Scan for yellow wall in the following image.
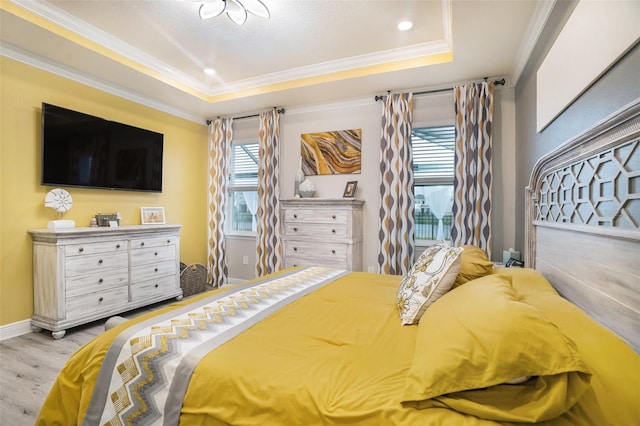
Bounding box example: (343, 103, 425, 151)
(0, 57, 209, 326)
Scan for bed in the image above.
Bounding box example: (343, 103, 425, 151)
(37, 99, 640, 426)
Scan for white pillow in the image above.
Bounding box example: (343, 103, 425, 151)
(397, 242, 463, 325)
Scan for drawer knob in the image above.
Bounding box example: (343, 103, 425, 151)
(167, 239, 171, 243)
(155, 268, 159, 272)
(98, 297, 104, 302)
(331, 250, 336, 254)
(98, 278, 104, 283)
(332, 229, 336, 233)
(116, 244, 120, 249)
(293, 227, 298, 232)
(78, 247, 84, 253)
(141, 242, 145, 246)
(293, 214, 297, 218)
(332, 215, 336, 219)
(155, 284, 159, 288)
(98, 259, 103, 264)
(155, 252, 158, 256)
(293, 247, 297, 251)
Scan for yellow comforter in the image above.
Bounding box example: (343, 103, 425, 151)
(37, 268, 639, 425)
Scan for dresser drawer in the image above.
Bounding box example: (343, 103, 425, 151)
(66, 286, 130, 319)
(130, 236, 178, 250)
(130, 245, 176, 266)
(130, 275, 178, 300)
(66, 268, 129, 297)
(131, 261, 176, 283)
(66, 251, 129, 277)
(285, 242, 347, 259)
(284, 209, 348, 224)
(284, 223, 348, 239)
(65, 240, 127, 257)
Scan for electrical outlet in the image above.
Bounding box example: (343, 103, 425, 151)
(367, 266, 375, 273)
(242, 255, 249, 265)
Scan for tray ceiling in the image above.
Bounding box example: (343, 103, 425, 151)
(1, 0, 550, 122)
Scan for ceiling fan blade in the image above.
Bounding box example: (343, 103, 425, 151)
(237, 0, 270, 18)
(199, 0, 226, 20)
(226, 0, 247, 25)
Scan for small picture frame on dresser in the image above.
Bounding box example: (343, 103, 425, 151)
(343, 181, 358, 198)
(141, 207, 166, 225)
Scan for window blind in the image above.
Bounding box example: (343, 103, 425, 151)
(229, 143, 259, 189)
(412, 126, 455, 183)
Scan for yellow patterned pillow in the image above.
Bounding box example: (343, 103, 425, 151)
(453, 244, 494, 288)
(397, 242, 463, 325)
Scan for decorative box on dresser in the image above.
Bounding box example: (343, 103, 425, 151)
(29, 224, 183, 339)
(281, 199, 364, 271)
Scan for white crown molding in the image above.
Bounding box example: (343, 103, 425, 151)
(3, 41, 381, 122)
(509, 0, 556, 86)
(9, 0, 211, 94)
(211, 0, 453, 95)
(1, 43, 205, 124)
(210, 39, 452, 96)
(441, 0, 454, 50)
(2, 42, 385, 123)
(9, 0, 453, 99)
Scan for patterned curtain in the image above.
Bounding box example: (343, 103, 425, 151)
(207, 118, 233, 287)
(256, 109, 283, 276)
(377, 93, 415, 275)
(451, 82, 494, 257)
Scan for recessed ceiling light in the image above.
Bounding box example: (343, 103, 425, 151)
(398, 20, 413, 31)
(204, 68, 216, 76)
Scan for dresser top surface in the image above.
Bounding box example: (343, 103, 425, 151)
(29, 224, 182, 240)
(281, 198, 364, 208)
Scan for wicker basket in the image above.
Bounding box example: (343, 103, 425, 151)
(180, 263, 211, 297)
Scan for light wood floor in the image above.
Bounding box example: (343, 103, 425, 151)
(0, 301, 174, 425)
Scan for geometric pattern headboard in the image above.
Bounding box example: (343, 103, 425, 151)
(525, 98, 640, 353)
(536, 138, 639, 229)
(526, 98, 640, 267)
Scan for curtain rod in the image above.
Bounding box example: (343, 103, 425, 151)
(374, 78, 506, 102)
(206, 107, 285, 125)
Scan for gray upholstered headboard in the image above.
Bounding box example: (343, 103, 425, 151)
(525, 98, 640, 353)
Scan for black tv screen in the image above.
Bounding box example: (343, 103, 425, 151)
(41, 103, 163, 192)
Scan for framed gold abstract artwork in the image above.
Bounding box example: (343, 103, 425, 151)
(301, 129, 361, 175)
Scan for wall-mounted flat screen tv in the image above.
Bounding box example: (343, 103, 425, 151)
(41, 103, 164, 192)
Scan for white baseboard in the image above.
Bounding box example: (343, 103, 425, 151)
(0, 319, 33, 341)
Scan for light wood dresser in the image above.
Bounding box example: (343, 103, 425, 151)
(29, 225, 182, 339)
(281, 199, 364, 271)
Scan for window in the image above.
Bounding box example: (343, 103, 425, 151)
(412, 126, 455, 242)
(228, 142, 259, 234)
